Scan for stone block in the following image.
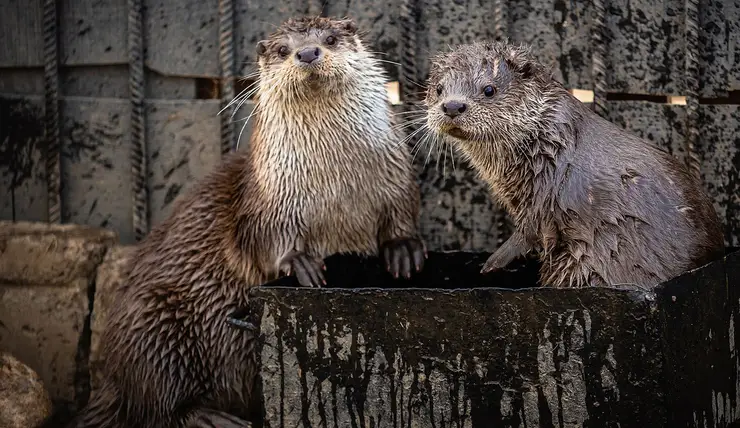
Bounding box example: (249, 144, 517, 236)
(89, 245, 135, 395)
(0, 352, 52, 428)
(0, 221, 116, 410)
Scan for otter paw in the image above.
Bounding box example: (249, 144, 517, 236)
(278, 250, 326, 288)
(381, 237, 427, 279)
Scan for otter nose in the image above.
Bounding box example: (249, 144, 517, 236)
(442, 101, 467, 118)
(296, 47, 321, 64)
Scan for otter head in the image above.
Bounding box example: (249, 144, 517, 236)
(425, 41, 554, 156)
(255, 17, 361, 94)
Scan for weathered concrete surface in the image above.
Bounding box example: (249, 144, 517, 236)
(88, 244, 135, 396)
(0, 352, 53, 428)
(0, 221, 116, 411)
(242, 252, 674, 428)
(659, 249, 740, 427)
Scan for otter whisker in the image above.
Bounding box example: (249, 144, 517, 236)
(389, 118, 426, 133)
(220, 81, 261, 116)
(409, 126, 433, 162)
(373, 59, 402, 67)
(391, 109, 428, 116)
(448, 138, 457, 175)
(396, 123, 428, 149)
(364, 51, 394, 57)
(423, 130, 439, 168)
(232, 87, 261, 116)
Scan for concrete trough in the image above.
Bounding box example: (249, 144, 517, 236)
(230, 248, 740, 428)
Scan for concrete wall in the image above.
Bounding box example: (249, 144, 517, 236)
(0, 220, 131, 420)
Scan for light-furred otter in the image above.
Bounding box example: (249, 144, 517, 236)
(423, 41, 724, 288)
(70, 16, 425, 428)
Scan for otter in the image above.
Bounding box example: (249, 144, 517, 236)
(423, 41, 724, 288)
(70, 16, 425, 428)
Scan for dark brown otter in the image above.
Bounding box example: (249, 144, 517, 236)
(70, 16, 425, 428)
(423, 41, 724, 288)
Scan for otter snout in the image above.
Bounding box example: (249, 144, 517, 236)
(296, 46, 322, 65)
(442, 100, 467, 118)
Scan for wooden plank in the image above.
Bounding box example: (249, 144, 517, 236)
(416, 150, 511, 252)
(699, 0, 730, 97)
(507, 0, 594, 91)
(0, 96, 47, 223)
(146, 74, 197, 99)
(60, 66, 129, 98)
(0, 0, 44, 67)
(607, 101, 687, 158)
(325, 0, 401, 82)
(145, 100, 222, 229)
(698, 105, 740, 247)
(59, 0, 128, 66)
(60, 97, 134, 243)
(234, 0, 308, 77)
(145, 0, 219, 77)
(415, 0, 502, 90)
(0, 69, 45, 96)
(602, 0, 684, 95)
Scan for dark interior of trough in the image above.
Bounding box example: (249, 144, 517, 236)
(261, 251, 540, 290)
(260, 247, 738, 290)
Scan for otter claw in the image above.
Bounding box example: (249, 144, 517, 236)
(279, 251, 326, 287)
(481, 252, 508, 274)
(381, 237, 426, 279)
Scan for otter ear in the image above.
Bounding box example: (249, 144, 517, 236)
(256, 40, 268, 56)
(504, 57, 535, 79)
(340, 18, 357, 34)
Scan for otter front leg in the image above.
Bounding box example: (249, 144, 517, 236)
(380, 237, 426, 279)
(481, 231, 532, 274)
(184, 408, 251, 428)
(278, 250, 326, 287)
(377, 176, 427, 279)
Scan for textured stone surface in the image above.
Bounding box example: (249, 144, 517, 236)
(0, 221, 116, 409)
(0, 352, 53, 428)
(88, 245, 135, 396)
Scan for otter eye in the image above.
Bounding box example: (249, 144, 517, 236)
(483, 85, 496, 97)
(436, 85, 443, 96)
(326, 35, 336, 46)
(278, 46, 289, 57)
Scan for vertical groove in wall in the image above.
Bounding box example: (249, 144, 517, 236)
(490, 0, 509, 247)
(218, 0, 236, 154)
(308, 0, 326, 17)
(399, 0, 418, 109)
(492, 0, 507, 42)
(684, 0, 702, 180)
(398, 0, 421, 145)
(591, 0, 608, 119)
(128, 0, 148, 241)
(43, 0, 61, 224)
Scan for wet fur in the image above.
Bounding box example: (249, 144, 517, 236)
(70, 16, 421, 428)
(424, 41, 725, 288)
